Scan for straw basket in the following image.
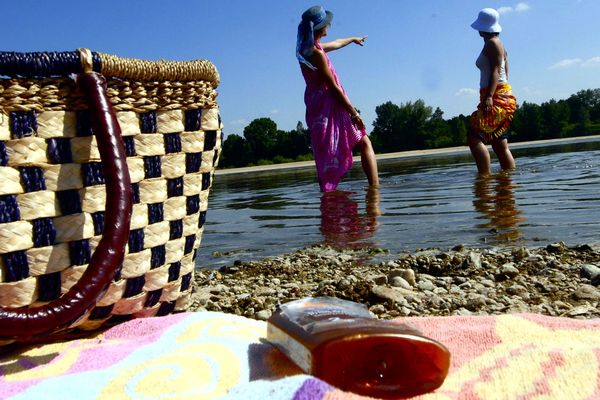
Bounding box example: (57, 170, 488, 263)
(0, 49, 222, 343)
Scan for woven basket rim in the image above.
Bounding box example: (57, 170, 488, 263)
(97, 52, 220, 86)
(0, 49, 220, 87)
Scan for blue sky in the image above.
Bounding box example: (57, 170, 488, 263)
(4, 1, 600, 135)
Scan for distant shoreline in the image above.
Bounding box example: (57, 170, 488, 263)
(215, 134, 600, 176)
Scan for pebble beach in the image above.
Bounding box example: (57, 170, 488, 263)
(190, 241, 600, 321)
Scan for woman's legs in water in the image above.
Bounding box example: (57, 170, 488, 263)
(355, 135, 379, 187)
(467, 134, 491, 175)
(491, 138, 516, 170)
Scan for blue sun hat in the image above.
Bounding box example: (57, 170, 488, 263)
(471, 8, 502, 33)
(296, 5, 334, 69)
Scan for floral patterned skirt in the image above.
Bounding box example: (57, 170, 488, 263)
(469, 82, 517, 144)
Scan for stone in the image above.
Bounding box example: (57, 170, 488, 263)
(368, 274, 388, 285)
(191, 243, 600, 321)
(454, 308, 473, 316)
(389, 269, 416, 286)
(371, 285, 414, 304)
(254, 287, 277, 296)
(546, 242, 566, 253)
(580, 264, 600, 280)
(417, 280, 436, 292)
(512, 247, 530, 261)
(501, 263, 520, 279)
(505, 284, 527, 296)
(369, 304, 386, 314)
(390, 276, 413, 290)
(572, 284, 600, 301)
(480, 279, 496, 288)
(465, 294, 488, 311)
(466, 252, 482, 269)
(566, 304, 597, 317)
(255, 310, 272, 321)
(337, 279, 352, 291)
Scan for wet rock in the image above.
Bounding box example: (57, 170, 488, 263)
(546, 242, 566, 253)
(452, 244, 465, 252)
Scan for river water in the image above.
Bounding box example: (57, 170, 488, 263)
(196, 139, 600, 269)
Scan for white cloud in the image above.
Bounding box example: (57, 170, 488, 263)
(455, 88, 478, 97)
(270, 109, 280, 115)
(515, 2, 531, 12)
(548, 58, 583, 70)
(497, 2, 531, 14)
(582, 56, 600, 68)
(548, 56, 600, 70)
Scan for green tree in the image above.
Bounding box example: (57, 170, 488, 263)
(399, 99, 433, 150)
(512, 101, 543, 141)
(571, 105, 591, 136)
(220, 134, 251, 168)
(371, 101, 402, 152)
(540, 99, 570, 138)
(567, 89, 600, 121)
(447, 115, 468, 146)
(424, 107, 453, 148)
(371, 100, 433, 152)
(243, 118, 279, 162)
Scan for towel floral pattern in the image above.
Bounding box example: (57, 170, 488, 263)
(1, 313, 599, 399)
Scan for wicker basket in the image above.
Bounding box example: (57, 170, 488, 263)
(0, 49, 222, 343)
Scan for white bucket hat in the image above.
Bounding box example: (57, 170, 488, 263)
(471, 8, 502, 33)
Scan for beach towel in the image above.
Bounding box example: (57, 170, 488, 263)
(1, 311, 599, 399)
(469, 82, 517, 144)
(301, 41, 365, 192)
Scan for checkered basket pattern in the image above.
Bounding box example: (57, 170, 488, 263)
(0, 49, 222, 342)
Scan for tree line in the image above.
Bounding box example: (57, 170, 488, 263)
(219, 88, 600, 168)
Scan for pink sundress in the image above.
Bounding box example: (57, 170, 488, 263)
(301, 41, 366, 192)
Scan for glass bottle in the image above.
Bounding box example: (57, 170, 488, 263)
(267, 297, 450, 399)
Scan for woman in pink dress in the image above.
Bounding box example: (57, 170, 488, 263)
(297, 5, 379, 192)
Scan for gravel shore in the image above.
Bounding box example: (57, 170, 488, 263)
(191, 242, 600, 321)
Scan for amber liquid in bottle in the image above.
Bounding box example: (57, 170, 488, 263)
(267, 297, 450, 399)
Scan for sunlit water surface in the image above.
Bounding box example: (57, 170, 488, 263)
(196, 140, 600, 269)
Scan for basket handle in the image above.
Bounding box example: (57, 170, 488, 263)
(0, 49, 132, 341)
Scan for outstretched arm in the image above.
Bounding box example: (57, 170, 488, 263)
(321, 36, 368, 52)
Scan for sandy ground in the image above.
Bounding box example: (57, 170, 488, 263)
(215, 135, 600, 176)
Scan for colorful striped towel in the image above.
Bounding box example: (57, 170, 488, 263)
(1, 312, 599, 399)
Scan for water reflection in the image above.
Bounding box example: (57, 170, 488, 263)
(473, 172, 525, 244)
(320, 188, 381, 248)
